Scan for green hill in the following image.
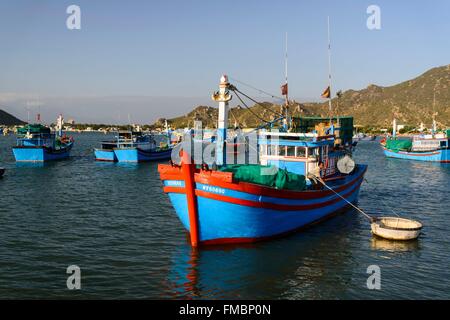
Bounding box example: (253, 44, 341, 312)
(0, 109, 26, 126)
(154, 65, 450, 129)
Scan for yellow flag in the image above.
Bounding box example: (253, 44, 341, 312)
(321, 86, 331, 99)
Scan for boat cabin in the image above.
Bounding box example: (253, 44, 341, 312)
(16, 124, 56, 149)
(258, 117, 354, 178)
(258, 132, 345, 178)
(411, 134, 449, 152)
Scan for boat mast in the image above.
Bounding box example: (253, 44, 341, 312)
(284, 32, 290, 129)
(56, 114, 64, 137)
(327, 16, 334, 134)
(392, 117, 397, 138)
(165, 119, 171, 145)
(212, 75, 232, 166)
(432, 91, 437, 137)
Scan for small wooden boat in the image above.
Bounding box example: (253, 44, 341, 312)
(371, 217, 422, 240)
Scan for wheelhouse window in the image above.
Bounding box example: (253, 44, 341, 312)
(297, 147, 306, 157)
(286, 146, 296, 157)
(278, 146, 286, 156)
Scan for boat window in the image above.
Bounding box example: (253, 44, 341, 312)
(278, 146, 286, 156)
(297, 147, 306, 157)
(286, 146, 296, 157)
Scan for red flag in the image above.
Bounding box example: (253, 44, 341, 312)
(281, 83, 288, 96)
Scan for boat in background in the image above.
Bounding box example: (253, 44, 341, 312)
(94, 131, 128, 162)
(382, 118, 450, 163)
(95, 130, 175, 163)
(158, 75, 367, 247)
(12, 115, 74, 162)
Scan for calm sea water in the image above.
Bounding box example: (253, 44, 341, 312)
(0, 133, 449, 299)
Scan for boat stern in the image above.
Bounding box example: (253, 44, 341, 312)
(94, 148, 117, 162)
(114, 148, 139, 162)
(12, 147, 45, 162)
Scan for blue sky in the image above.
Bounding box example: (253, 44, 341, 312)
(0, 0, 449, 123)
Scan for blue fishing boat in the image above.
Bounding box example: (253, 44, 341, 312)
(94, 131, 127, 162)
(12, 116, 74, 162)
(382, 119, 450, 163)
(95, 130, 174, 163)
(158, 75, 367, 247)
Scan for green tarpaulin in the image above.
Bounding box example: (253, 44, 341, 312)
(219, 164, 306, 191)
(385, 139, 412, 152)
(17, 124, 51, 135)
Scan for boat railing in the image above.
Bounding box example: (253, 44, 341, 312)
(16, 135, 55, 148)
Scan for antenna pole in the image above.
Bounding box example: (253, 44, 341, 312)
(285, 32, 289, 106)
(283, 32, 291, 130)
(432, 90, 437, 136)
(327, 17, 333, 132)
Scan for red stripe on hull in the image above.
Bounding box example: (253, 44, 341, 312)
(194, 179, 362, 211)
(163, 186, 185, 194)
(159, 164, 367, 200)
(383, 147, 441, 157)
(398, 152, 440, 157)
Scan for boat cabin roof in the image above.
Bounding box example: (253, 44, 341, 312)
(258, 131, 335, 148)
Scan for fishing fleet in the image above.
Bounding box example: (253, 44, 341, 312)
(0, 22, 445, 248)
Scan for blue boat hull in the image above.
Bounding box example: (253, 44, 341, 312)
(383, 147, 450, 163)
(94, 149, 117, 162)
(13, 147, 70, 162)
(114, 148, 172, 162)
(12, 144, 73, 162)
(13, 144, 72, 162)
(160, 164, 367, 245)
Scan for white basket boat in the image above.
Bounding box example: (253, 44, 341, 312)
(371, 217, 422, 241)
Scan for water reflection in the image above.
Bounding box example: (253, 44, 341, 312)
(371, 236, 420, 252)
(15, 162, 46, 168)
(164, 211, 362, 299)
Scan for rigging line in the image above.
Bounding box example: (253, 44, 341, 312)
(228, 76, 285, 102)
(232, 90, 271, 124)
(228, 107, 243, 128)
(233, 88, 285, 118)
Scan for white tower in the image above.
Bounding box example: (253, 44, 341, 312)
(212, 75, 232, 166)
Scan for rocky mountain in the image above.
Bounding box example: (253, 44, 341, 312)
(154, 65, 450, 129)
(319, 64, 450, 127)
(0, 109, 26, 126)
